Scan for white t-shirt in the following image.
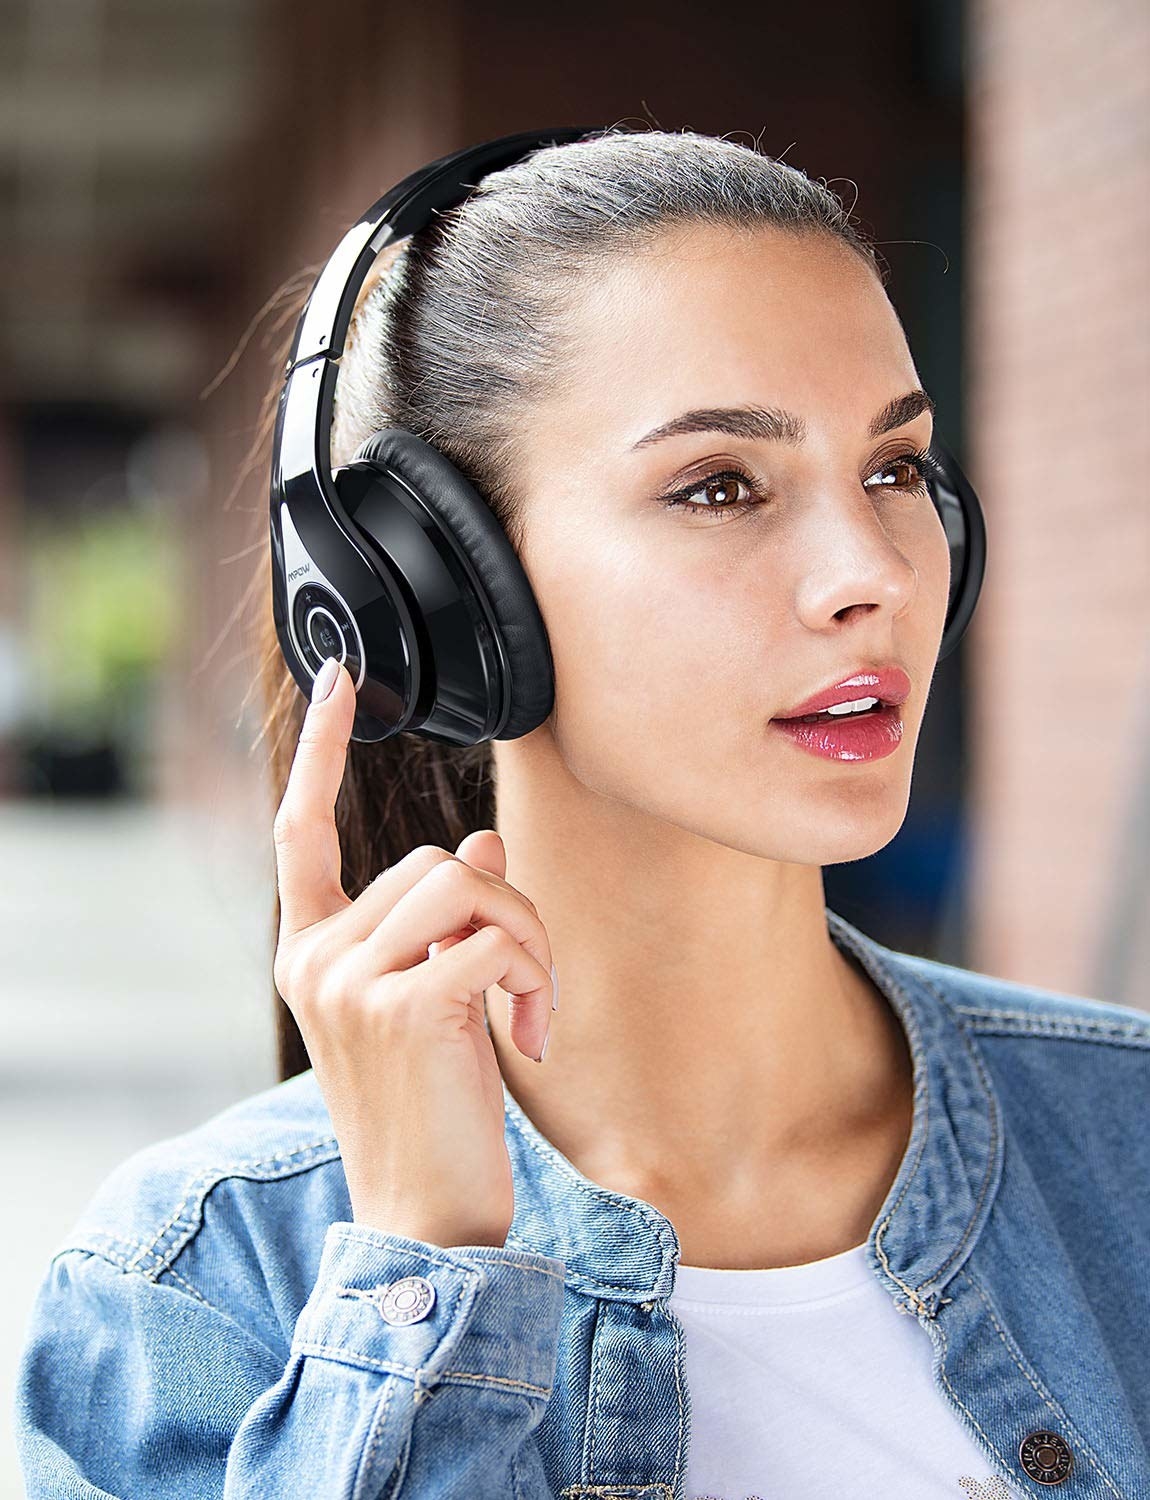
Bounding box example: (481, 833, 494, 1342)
(669, 1241, 1022, 1499)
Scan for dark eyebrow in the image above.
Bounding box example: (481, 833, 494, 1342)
(629, 388, 936, 451)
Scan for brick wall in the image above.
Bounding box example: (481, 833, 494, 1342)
(965, 0, 1150, 1005)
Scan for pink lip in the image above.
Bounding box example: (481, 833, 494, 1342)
(773, 665, 912, 720)
(769, 703, 904, 763)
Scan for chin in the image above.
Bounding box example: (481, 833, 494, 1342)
(764, 777, 914, 865)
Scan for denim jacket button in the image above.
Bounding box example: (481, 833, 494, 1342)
(378, 1275, 437, 1325)
(1018, 1429, 1074, 1484)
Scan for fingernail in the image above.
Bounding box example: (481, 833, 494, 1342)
(535, 1018, 551, 1063)
(311, 656, 340, 704)
(550, 962, 559, 1011)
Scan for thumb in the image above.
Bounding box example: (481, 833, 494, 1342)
(454, 828, 507, 881)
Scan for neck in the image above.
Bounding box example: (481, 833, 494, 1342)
(484, 734, 916, 1268)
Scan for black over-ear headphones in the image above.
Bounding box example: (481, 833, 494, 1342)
(269, 125, 987, 746)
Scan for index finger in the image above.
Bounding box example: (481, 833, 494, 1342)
(273, 655, 355, 938)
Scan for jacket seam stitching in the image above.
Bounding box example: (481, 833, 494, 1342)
(290, 1340, 551, 1395)
(61, 1228, 156, 1271)
(583, 1299, 605, 1477)
(914, 976, 1004, 1296)
(502, 1116, 678, 1288)
(931, 1312, 1019, 1480)
(122, 1136, 341, 1276)
(352, 1374, 397, 1500)
(505, 1229, 661, 1299)
(666, 1287, 688, 1481)
(949, 1006, 1150, 1043)
(456, 1240, 569, 1277)
(43, 1244, 283, 1362)
(436, 1369, 552, 1396)
(560, 1489, 675, 1498)
(333, 1229, 567, 1281)
(854, 928, 955, 1316)
(862, 942, 1000, 1318)
(162, 1263, 214, 1305)
(867, 965, 933, 1314)
(960, 1265, 1125, 1499)
(57, 1231, 214, 1305)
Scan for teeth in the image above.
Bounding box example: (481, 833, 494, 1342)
(825, 696, 880, 716)
(786, 695, 883, 724)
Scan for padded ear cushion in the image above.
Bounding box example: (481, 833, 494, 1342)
(927, 433, 986, 661)
(351, 427, 555, 738)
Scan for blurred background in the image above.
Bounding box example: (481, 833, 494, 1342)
(1, 0, 1146, 1490)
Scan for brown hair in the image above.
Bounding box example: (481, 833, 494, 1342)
(232, 125, 885, 1082)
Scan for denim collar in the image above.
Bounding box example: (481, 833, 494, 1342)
(494, 906, 1004, 1317)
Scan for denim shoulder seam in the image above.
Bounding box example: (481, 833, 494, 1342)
(950, 1005, 1150, 1047)
(53, 1237, 218, 1311)
(44, 1241, 284, 1363)
(68, 1134, 342, 1281)
(881, 943, 1150, 1039)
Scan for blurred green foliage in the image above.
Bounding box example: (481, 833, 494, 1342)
(24, 504, 183, 738)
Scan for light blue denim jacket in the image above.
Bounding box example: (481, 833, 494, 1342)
(14, 909, 1150, 1498)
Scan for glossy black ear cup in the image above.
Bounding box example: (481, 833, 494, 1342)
(349, 427, 555, 738)
(927, 434, 987, 662)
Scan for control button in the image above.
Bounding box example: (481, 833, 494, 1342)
(291, 584, 363, 685)
(1018, 1429, 1074, 1484)
(305, 605, 346, 663)
(379, 1275, 437, 1326)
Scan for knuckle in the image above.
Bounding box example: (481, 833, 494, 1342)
(287, 940, 330, 1008)
(314, 980, 356, 1026)
(477, 921, 516, 961)
(272, 943, 293, 997)
(309, 963, 363, 1028)
(296, 717, 325, 752)
(272, 803, 301, 848)
(404, 844, 452, 876)
(425, 855, 470, 893)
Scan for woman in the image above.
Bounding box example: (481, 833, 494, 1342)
(15, 126, 1150, 1499)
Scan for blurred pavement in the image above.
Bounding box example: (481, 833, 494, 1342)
(1, 799, 279, 1497)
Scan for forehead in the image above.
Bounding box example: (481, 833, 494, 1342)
(543, 223, 916, 453)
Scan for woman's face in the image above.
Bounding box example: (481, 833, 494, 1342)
(511, 223, 953, 866)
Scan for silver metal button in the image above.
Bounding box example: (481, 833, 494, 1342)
(379, 1275, 437, 1325)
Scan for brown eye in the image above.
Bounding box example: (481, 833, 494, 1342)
(877, 459, 918, 488)
(866, 449, 936, 497)
(697, 476, 748, 507)
(660, 467, 763, 518)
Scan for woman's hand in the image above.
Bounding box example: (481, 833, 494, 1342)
(271, 658, 556, 1250)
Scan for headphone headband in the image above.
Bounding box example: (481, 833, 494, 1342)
(280, 126, 597, 459)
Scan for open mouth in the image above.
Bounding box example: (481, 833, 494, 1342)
(777, 697, 890, 725)
(769, 694, 905, 762)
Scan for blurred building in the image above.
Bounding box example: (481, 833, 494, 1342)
(0, 0, 1145, 1000)
(965, 0, 1150, 1000)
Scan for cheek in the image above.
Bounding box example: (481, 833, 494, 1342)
(526, 495, 948, 825)
(913, 504, 955, 641)
(541, 529, 766, 780)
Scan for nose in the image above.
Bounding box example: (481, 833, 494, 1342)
(792, 490, 920, 636)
